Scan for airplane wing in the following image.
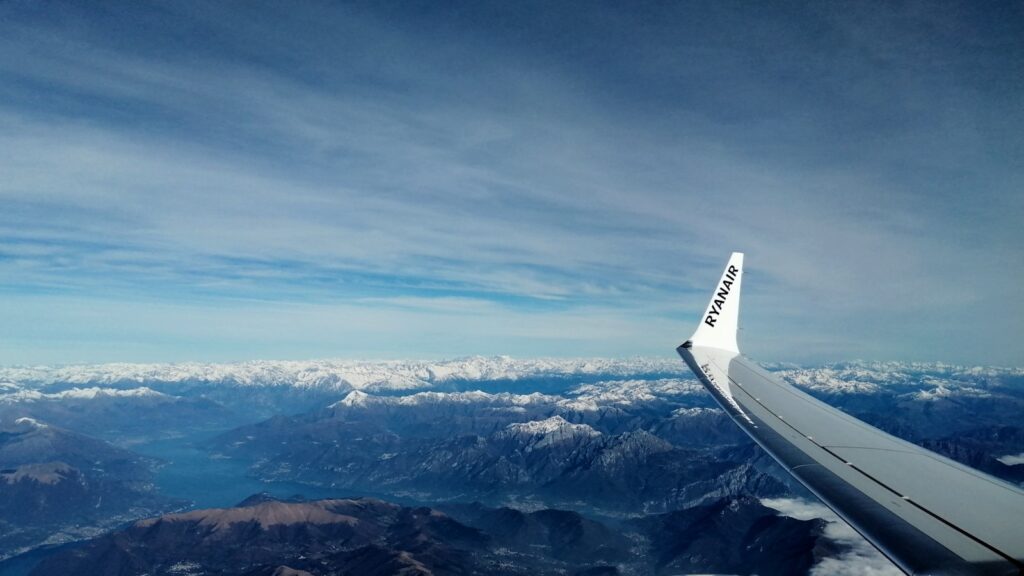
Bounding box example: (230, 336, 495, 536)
(676, 252, 1024, 576)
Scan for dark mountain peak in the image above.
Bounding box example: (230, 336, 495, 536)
(464, 505, 629, 564)
(32, 497, 483, 576)
(635, 496, 829, 576)
(135, 498, 403, 534)
(331, 545, 435, 576)
(0, 417, 141, 473)
(236, 493, 310, 507)
(270, 567, 314, 576)
(0, 423, 178, 559)
(572, 567, 620, 576)
(612, 428, 673, 450)
(593, 429, 674, 468)
(0, 461, 75, 486)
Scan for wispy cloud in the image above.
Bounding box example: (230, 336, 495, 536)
(762, 497, 901, 576)
(0, 2, 1021, 363)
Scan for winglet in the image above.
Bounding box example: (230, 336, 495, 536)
(687, 252, 744, 353)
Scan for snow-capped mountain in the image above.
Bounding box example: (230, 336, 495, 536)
(0, 356, 682, 393)
(214, 377, 790, 514)
(0, 418, 181, 558)
(500, 416, 602, 450)
(329, 377, 701, 415)
(505, 415, 601, 437)
(2, 357, 1019, 406)
(0, 386, 168, 403)
(0, 385, 234, 442)
(3, 356, 1021, 573)
(776, 361, 1024, 396)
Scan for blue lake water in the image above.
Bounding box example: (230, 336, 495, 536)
(131, 434, 355, 509)
(0, 432, 385, 575)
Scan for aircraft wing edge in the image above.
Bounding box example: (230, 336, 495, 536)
(676, 254, 1024, 576)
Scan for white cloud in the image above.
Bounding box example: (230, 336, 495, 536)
(762, 498, 901, 576)
(997, 453, 1024, 467)
(1, 3, 1021, 364)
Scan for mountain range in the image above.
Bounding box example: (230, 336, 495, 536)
(0, 417, 182, 559)
(1, 357, 1021, 575)
(33, 494, 834, 576)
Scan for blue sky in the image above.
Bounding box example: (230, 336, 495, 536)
(1, 1, 1022, 365)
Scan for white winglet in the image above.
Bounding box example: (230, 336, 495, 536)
(688, 252, 743, 353)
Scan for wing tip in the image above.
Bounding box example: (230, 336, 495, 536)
(688, 252, 744, 353)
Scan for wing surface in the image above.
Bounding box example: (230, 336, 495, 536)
(677, 253, 1024, 576)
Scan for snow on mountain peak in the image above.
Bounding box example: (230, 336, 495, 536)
(910, 385, 991, 401)
(59, 387, 167, 400)
(13, 416, 47, 429)
(330, 389, 560, 410)
(505, 416, 600, 437)
(1, 386, 170, 404)
(0, 358, 1018, 408)
(0, 356, 682, 393)
(778, 369, 882, 394)
(671, 406, 721, 418)
(564, 378, 703, 411)
(335, 390, 373, 407)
